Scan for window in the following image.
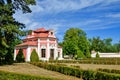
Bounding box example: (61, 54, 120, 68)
(41, 49, 46, 57)
(58, 52, 60, 58)
(51, 32, 53, 35)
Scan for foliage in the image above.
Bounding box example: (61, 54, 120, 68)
(114, 41, 120, 52)
(89, 37, 105, 52)
(96, 71, 120, 80)
(89, 37, 120, 53)
(0, 70, 58, 80)
(49, 58, 120, 65)
(16, 49, 25, 62)
(31, 62, 120, 80)
(0, 0, 36, 64)
(98, 68, 120, 74)
(63, 28, 91, 58)
(30, 49, 39, 62)
(96, 52, 100, 58)
(5, 51, 13, 65)
(76, 49, 85, 59)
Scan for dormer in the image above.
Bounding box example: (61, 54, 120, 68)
(48, 29, 55, 38)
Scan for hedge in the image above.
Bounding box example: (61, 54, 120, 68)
(49, 58, 120, 65)
(0, 70, 59, 80)
(98, 68, 120, 74)
(31, 62, 120, 80)
(96, 71, 120, 80)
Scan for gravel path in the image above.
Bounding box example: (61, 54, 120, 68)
(62, 63, 120, 70)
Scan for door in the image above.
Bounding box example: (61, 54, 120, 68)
(50, 49, 54, 60)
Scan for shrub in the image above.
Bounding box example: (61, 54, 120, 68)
(98, 68, 120, 74)
(96, 71, 120, 80)
(31, 62, 120, 80)
(96, 52, 100, 58)
(0, 70, 58, 80)
(82, 70, 96, 80)
(16, 49, 25, 62)
(30, 49, 39, 62)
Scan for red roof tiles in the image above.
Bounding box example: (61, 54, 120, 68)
(16, 41, 37, 47)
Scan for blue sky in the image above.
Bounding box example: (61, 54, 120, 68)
(14, 0, 120, 43)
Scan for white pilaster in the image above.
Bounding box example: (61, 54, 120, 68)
(26, 47, 30, 62)
(54, 40, 58, 60)
(38, 38, 41, 59)
(47, 38, 50, 60)
(60, 48, 63, 59)
(14, 48, 16, 61)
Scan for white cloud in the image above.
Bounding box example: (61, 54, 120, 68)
(107, 13, 120, 18)
(33, 0, 104, 14)
(13, 0, 120, 41)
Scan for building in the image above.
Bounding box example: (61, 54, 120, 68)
(14, 28, 63, 62)
(91, 51, 120, 58)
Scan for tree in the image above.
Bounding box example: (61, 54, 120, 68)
(63, 28, 91, 58)
(114, 41, 120, 52)
(30, 49, 39, 62)
(89, 37, 105, 52)
(16, 49, 25, 62)
(0, 0, 36, 64)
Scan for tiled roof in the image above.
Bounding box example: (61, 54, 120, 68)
(34, 28, 48, 32)
(16, 42, 37, 47)
(34, 33, 48, 37)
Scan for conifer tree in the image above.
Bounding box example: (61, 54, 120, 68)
(30, 49, 39, 62)
(0, 0, 36, 64)
(16, 49, 25, 62)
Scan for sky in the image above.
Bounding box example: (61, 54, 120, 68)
(13, 0, 120, 44)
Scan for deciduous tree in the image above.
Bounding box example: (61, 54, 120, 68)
(63, 28, 91, 58)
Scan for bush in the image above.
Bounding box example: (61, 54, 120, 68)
(96, 52, 100, 58)
(30, 49, 39, 62)
(16, 49, 25, 62)
(0, 70, 58, 80)
(82, 70, 96, 80)
(31, 62, 120, 80)
(49, 58, 120, 65)
(98, 68, 120, 74)
(96, 71, 120, 80)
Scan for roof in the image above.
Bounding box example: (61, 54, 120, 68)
(16, 42, 37, 47)
(34, 28, 48, 32)
(34, 33, 48, 37)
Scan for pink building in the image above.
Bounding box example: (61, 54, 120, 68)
(14, 28, 63, 62)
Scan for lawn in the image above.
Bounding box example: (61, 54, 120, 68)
(0, 63, 80, 80)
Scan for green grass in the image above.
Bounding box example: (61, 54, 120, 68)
(0, 70, 59, 80)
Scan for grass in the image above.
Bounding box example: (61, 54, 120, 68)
(0, 63, 80, 80)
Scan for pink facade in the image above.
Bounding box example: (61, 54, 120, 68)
(14, 28, 63, 62)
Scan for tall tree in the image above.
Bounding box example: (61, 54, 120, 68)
(89, 37, 104, 52)
(63, 28, 91, 58)
(0, 0, 36, 64)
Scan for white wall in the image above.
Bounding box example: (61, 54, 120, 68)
(91, 52, 120, 58)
